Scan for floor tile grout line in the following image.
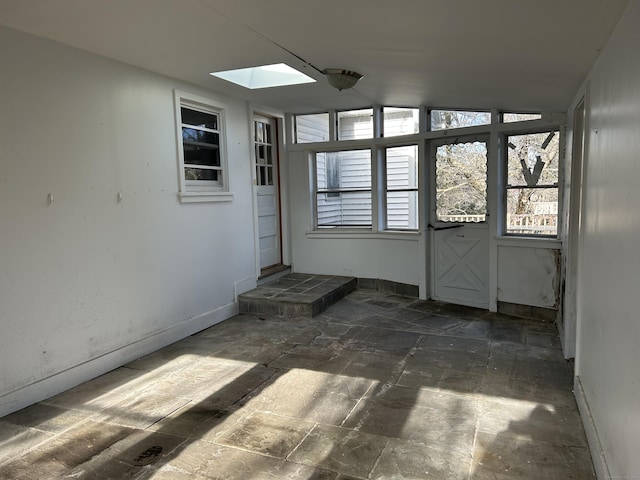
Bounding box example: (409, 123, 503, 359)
(284, 422, 318, 462)
(367, 437, 391, 480)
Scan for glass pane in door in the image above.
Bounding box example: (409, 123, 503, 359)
(435, 141, 487, 223)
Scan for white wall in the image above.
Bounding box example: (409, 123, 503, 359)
(497, 243, 560, 309)
(287, 150, 423, 287)
(574, 2, 640, 478)
(0, 27, 257, 416)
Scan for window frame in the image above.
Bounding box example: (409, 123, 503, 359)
(384, 143, 419, 231)
(502, 128, 561, 238)
(314, 148, 373, 229)
(174, 90, 232, 203)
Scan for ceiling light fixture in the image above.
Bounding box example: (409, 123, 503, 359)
(323, 69, 363, 91)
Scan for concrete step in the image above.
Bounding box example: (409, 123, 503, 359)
(239, 273, 356, 317)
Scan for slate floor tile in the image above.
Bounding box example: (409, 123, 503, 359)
(343, 385, 479, 455)
(478, 397, 588, 447)
(92, 392, 191, 429)
(146, 403, 243, 440)
(243, 369, 373, 426)
(398, 367, 484, 396)
(340, 351, 407, 383)
(42, 367, 146, 412)
(152, 441, 337, 480)
(471, 431, 595, 479)
(0, 422, 53, 466)
(288, 424, 387, 478)
(269, 344, 357, 373)
(487, 343, 572, 389)
(1, 403, 94, 434)
(370, 437, 472, 479)
(0, 420, 153, 480)
(216, 411, 314, 459)
(323, 299, 387, 322)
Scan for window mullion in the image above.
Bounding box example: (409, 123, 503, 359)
(372, 146, 383, 232)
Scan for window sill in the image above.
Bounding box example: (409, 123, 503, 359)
(493, 235, 561, 249)
(178, 191, 234, 203)
(306, 230, 421, 240)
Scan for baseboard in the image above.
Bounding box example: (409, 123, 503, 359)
(0, 301, 238, 418)
(497, 301, 558, 322)
(574, 375, 611, 480)
(357, 278, 419, 298)
(235, 276, 258, 300)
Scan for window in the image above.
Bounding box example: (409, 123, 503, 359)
(174, 91, 230, 202)
(337, 109, 374, 140)
(316, 149, 372, 227)
(502, 113, 542, 123)
(255, 119, 275, 186)
(383, 108, 419, 137)
(430, 110, 491, 131)
(435, 140, 488, 223)
(295, 113, 330, 143)
(505, 130, 559, 236)
(386, 145, 418, 230)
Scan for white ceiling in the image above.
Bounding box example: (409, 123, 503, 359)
(0, 0, 630, 113)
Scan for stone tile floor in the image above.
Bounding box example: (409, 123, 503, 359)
(0, 289, 593, 479)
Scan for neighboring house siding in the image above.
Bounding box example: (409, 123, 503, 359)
(296, 115, 329, 143)
(314, 110, 417, 228)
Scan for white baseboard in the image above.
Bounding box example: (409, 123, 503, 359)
(574, 375, 611, 480)
(0, 301, 238, 418)
(234, 276, 257, 300)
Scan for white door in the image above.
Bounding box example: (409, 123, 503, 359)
(430, 136, 490, 308)
(254, 115, 281, 270)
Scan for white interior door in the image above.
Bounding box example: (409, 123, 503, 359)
(431, 136, 490, 308)
(254, 115, 281, 270)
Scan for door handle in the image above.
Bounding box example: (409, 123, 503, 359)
(428, 223, 465, 231)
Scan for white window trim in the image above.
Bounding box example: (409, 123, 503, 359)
(313, 148, 374, 229)
(502, 128, 562, 238)
(174, 89, 233, 203)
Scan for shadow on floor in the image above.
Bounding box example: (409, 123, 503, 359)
(0, 288, 589, 479)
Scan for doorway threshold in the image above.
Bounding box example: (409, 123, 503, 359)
(258, 264, 291, 285)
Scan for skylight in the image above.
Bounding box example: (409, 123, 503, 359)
(210, 63, 316, 89)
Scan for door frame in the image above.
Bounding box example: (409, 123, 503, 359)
(428, 134, 491, 308)
(562, 92, 588, 359)
(250, 110, 287, 278)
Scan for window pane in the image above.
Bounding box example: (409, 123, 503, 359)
(181, 108, 218, 130)
(338, 109, 373, 140)
(387, 145, 418, 189)
(184, 144, 220, 167)
(435, 141, 487, 222)
(255, 122, 264, 143)
(316, 149, 372, 228)
(317, 192, 372, 227)
(507, 131, 559, 187)
(295, 113, 330, 143)
(430, 110, 490, 131)
(317, 150, 371, 190)
(387, 191, 418, 230)
(503, 113, 542, 123)
(182, 128, 219, 145)
(384, 107, 419, 137)
(185, 167, 219, 182)
(506, 188, 558, 236)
